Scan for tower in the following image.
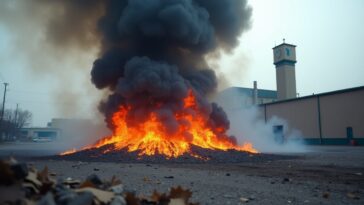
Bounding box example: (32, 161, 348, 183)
(273, 40, 297, 100)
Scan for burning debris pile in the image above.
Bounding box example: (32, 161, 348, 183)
(58, 144, 264, 163)
(59, 0, 255, 159)
(0, 158, 199, 204)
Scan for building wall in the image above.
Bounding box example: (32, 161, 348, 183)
(265, 97, 320, 139)
(320, 89, 364, 139)
(262, 87, 364, 145)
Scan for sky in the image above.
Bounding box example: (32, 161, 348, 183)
(0, 0, 364, 127)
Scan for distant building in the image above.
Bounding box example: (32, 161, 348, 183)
(20, 127, 60, 141)
(20, 118, 109, 145)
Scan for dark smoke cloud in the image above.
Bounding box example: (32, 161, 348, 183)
(0, 0, 252, 138)
(117, 57, 188, 100)
(92, 0, 252, 90)
(91, 0, 252, 136)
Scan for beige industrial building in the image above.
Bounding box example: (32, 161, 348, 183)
(260, 86, 364, 145)
(221, 41, 364, 145)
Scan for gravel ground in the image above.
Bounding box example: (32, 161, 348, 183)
(1, 142, 363, 204)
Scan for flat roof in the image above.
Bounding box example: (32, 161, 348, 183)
(222, 87, 277, 99)
(261, 85, 364, 106)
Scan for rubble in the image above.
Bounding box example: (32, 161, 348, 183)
(0, 158, 199, 205)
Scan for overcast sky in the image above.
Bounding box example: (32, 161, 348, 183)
(1, 0, 364, 127)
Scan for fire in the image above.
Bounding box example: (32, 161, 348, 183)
(61, 90, 257, 158)
(60, 148, 77, 156)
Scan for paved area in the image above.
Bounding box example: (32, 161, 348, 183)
(0, 142, 363, 204)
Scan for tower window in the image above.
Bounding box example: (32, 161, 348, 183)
(285, 48, 290, 56)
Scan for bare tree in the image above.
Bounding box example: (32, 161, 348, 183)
(15, 110, 32, 129)
(3, 108, 32, 128)
(0, 108, 32, 140)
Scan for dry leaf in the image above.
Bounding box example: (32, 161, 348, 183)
(151, 190, 170, 204)
(125, 192, 140, 205)
(110, 175, 122, 186)
(169, 198, 185, 205)
(23, 182, 40, 194)
(169, 186, 192, 203)
(79, 180, 97, 188)
(25, 170, 42, 188)
(0, 160, 15, 185)
(76, 187, 115, 204)
(37, 166, 49, 183)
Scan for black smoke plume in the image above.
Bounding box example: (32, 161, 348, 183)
(92, 0, 252, 137)
(1, 0, 251, 139)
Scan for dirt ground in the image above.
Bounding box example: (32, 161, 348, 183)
(0, 142, 363, 204)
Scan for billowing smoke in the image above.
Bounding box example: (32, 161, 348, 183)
(92, 0, 252, 135)
(0, 0, 252, 143)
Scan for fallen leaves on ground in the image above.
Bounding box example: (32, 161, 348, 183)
(0, 157, 199, 205)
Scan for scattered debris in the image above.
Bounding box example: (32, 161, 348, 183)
(239, 197, 249, 203)
(282, 178, 291, 183)
(347, 192, 360, 200)
(164, 176, 175, 179)
(223, 194, 234, 198)
(322, 192, 330, 199)
(0, 158, 199, 205)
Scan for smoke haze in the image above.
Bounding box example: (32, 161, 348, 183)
(0, 0, 104, 121)
(215, 88, 307, 153)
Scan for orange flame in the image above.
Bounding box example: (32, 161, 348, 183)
(61, 90, 257, 158)
(60, 148, 77, 156)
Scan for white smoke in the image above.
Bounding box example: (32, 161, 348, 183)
(214, 88, 307, 153)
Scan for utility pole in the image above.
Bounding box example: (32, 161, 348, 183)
(14, 103, 19, 125)
(0, 83, 9, 126)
